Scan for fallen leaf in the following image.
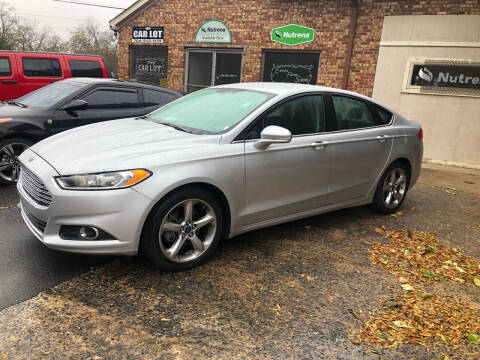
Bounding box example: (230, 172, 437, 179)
(1, 352, 7, 360)
(374, 227, 385, 234)
(474, 278, 480, 287)
(398, 276, 408, 284)
(410, 206, 416, 211)
(445, 189, 457, 195)
(395, 211, 404, 216)
(383, 300, 402, 309)
(421, 270, 445, 282)
(161, 318, 171, 322)
(35, 352, 50, 357)
(401, 284, 413, 291)
(325, 292, 335, 301)
(454, 278, 465, 283)
(466, 333, 480, 345)
(393, 320, 413, 329)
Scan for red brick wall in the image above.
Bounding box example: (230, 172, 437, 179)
(116, 0, 479, 96)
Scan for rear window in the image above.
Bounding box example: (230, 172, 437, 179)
(69, 59, 103, 78)
(0, 58, 11, 77)
(23, 58, 62, 77)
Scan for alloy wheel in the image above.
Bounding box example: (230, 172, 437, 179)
(159, 199, 217, 263)
(0, 143, 29, 183)
(382, 167, 407, 209)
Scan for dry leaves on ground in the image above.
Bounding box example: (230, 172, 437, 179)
(352, 229, 480, 352)
(354, 290, 480, 349)
(369, 229, 480, 286)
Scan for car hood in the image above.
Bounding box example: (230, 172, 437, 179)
(30, 118, 222, 175)
(0, 103, 53, 118)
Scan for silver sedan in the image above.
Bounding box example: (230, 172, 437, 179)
(17, 83, 423, 270)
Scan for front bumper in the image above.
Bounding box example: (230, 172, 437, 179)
(17, 150, 153, 255)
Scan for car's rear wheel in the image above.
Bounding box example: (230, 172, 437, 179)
(0, 138, 32, 186)
(372, 161, 410, 214)
(142, 187, 223, 270)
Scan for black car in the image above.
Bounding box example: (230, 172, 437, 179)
(0, 78, 182, 185)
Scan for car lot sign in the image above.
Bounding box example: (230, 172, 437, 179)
(132, 27, 164, 43)
(271, 24, 315, 46)
(195, 20, 231, 44)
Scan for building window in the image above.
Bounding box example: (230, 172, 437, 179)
(130, 45, 168, 86)
(402, 58, 480, 98)
(261, 50, 320, 85)
(184, 48, 242, 93)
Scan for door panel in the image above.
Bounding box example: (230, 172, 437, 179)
(0, 55, 19, 101)
(327, 94, 394, 204)
(242, 134, 333, 226)
(329, 129, 392, 204)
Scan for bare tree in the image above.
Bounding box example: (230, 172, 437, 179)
(0, 2, 18, 50)
(0, 3, 117, 73)
(68, 19, 118, 73)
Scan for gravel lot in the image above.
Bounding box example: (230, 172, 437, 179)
(0, 163, 479, 359)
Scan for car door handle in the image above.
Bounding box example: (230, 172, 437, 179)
(1, 80, 17, 84)
(376, 135, 388, 143)
(310, 141, 328, 150)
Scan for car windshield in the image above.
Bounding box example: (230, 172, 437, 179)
(147, 88, 273, 134)
(15, 81, 84, 109)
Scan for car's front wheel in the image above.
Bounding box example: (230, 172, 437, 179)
(0, 138, 32, 186)
(142, 187, 223, 270)
(372, 161, 410, 214)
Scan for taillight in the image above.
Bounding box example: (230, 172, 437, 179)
(417, 128, 423, 140)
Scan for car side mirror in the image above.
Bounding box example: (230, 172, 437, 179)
(254, 125, 292, 149)
(61, 99, 88, 111)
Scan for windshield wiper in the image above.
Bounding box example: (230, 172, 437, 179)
(7, 100, 27, 108)
(155, 121, 189, 133)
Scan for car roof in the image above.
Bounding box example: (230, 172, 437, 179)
(215, 82, 373, 100)
(64, 78, 182, 94)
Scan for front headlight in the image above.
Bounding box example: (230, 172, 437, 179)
(55, 169, 151, 190)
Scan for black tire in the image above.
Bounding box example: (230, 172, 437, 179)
(372, 161, 410, 214)
(141, 187, 223, 270)
(0, 137, 32, 186)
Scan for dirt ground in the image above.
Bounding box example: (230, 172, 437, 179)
(0, 163, 479, 359)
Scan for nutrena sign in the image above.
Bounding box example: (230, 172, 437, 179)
(271, 24, 315, 46)
(195, 20, 231, 44)
(411, 64, 480, 90)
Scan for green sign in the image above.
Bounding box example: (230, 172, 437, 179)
(195, 20, 232, 44)
(271, 24, 315, 46)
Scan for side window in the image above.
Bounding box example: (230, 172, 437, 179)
(82, 89, 139, 109)
(143, 89, 177, 107)
(370, 104, 393, 125)
(69, 60, 103, 78)
(23, 58, 62, 77)
(0, 58, 11, 77)
(244, 95, 325, 140)
(331, 95, 378, 130)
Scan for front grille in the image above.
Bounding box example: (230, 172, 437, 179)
(24, 207, 47, 233)
(19, 164, 52, 207)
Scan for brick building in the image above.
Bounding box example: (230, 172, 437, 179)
(110, 0, 480, 167)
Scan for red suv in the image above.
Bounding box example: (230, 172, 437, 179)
(0, 51, 112, 101)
